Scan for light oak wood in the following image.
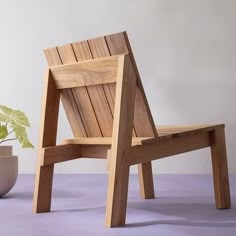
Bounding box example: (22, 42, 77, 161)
(106, 149, 111, 171)
(88, 36, 116, 119)
(210, 128, 231, 208)
(63, 137, 151, 145)
(44, 47, 87, 137)
(80, 144, 110, 158)
(138, 162, 155, 199)
(34, 32, 231, 228)
(41, 144, 81, 166)
(157, 124, 224, 136)
(105, 54, 137, 227)
(127, 132, 211, 165)
(73, 39, 113, 137)
(106, 32, 156, 199)
(33, 69, 60, 213)
(50, 56, 119, 89)
(86, 37, 115, 137)
(42, 144, 111, 165)
(142, 124, 225, 144)
(57, 44, 102, 137)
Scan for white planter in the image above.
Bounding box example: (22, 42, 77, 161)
(0, 146, 18, 197)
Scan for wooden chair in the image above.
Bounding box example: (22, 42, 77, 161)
(33, 31, 231, 227)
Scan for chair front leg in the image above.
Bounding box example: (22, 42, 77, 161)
(33, 159, 54, 212)
(105, 156, 130, 227)
(105, 54, 137, 227)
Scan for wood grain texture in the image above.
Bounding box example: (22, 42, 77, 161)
(44, 47, 87, 137)
(41, 144, 81, 166)
(138, 162, 155, 199)
(106, 149, 112, 171)
(106, 32, 158, 138)
(80, 144, 110, 158)
(72, 40, 113, 137)
(33, 69, 60, 213)
(105, 32, 155, 199)
(127, 132, 211, 165)
(57, 44, 102, 137)
(105, 54, 136, 227)
(63, 137, 151, 145)
(210, 128, 231, 208)
(37, 32, 231, 228)
(143, 124, 226, 144)
(50, 56, 119, 89)
(157, 124, 224, 136)
(87, 37, 115, 136)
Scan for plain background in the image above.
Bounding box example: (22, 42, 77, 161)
(0, 0, 235, 174)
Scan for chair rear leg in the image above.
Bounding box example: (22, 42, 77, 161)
(210, 128, 231, 209)
(138, 162, 155, 199)
(33, 163, 54, 213)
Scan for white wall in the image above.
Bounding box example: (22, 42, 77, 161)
(0, 0, 235, 174)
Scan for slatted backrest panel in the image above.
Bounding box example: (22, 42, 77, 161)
(44, 31, 158, 138)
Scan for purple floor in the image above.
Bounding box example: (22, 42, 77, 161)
(0, 174, 235, 236)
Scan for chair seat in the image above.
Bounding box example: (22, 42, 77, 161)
(63, 137, 151, 145)
(64, 124, 224, 145)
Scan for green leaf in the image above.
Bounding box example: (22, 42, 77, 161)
(0, 105, 12, 115)
(0, 112, 8, 122)
(0, 125, 8, 139)
(0, 105, 30, 127)
(21, 139, 34, 148)
(11, 124, 34, 148)
(0, 105, 34, 148)
(10, 110, 30, 127)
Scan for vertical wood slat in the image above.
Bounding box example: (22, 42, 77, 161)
(44, 48, 87, 137)
(88, 37, 116, 116)
(56, 45, 102, 137)
(88, 36, 136, 137)
(72, 40, 113, 137)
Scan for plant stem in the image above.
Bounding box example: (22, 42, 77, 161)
(0, 129, 15, 144)
(0, 138, 17, 144)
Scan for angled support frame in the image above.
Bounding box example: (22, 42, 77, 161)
(33, 69, 60, 213)
(105, 54, 137, 227)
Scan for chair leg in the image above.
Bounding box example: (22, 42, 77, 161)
(33, 164, 54, 213)
(210, 128, 231, 209)
(138, 162, 155, 199)
(105, 159, 130, 227)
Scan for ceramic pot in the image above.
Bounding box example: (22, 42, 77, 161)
(0, 146, 18, 197)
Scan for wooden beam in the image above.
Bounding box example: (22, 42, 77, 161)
(50, 55, 120, 89)
(33, 69, 60, 213)
(42, 144, 110, 166)
(63, 137, 151, 145)
(41, 144, 81, 166)
(210, 128, 231, 208)
(138, 162, 155, 199)
(142, 124, 225, 144)
(127, 132, 211, 165)
(80, 145, 110, 159)
(105, 54, 137, 227)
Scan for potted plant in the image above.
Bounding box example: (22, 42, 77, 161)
(0, 105, 33, 197)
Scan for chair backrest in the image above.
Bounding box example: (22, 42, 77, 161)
(44, 31, 158, 138)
